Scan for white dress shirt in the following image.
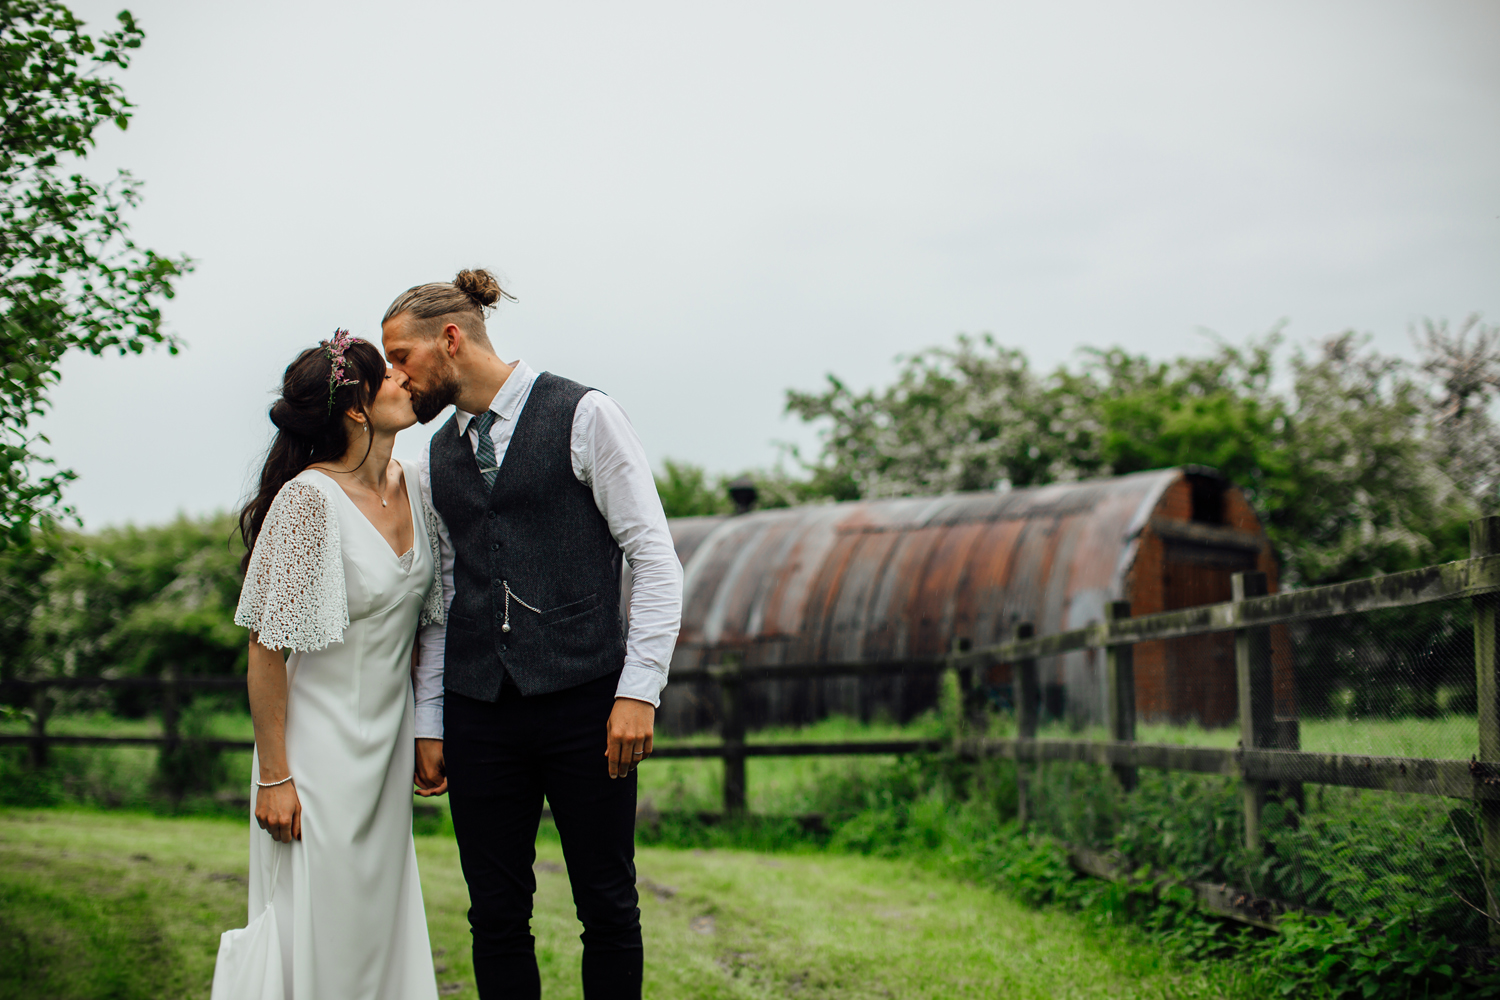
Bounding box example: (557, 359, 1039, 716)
(412, 360, 683, 739)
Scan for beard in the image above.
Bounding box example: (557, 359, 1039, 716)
(408, 365, 461, 424)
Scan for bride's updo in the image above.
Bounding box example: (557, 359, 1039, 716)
(381, 268, 514, 342)
(238, 337, 386, 572)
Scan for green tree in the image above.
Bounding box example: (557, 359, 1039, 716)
(785, 334, 1103, 497)
(1270, 333, 1469, 582)
(1084, 335, 1283, 488)
(27, 514, 246, 688)
(0, 2, 190, 546)
(0, 521, 57, 680)
(654, 459, 732, 518)
(655, 459, 846, 519)
(1086, 332, 1468, 583)
(786, 324, 1497, 586)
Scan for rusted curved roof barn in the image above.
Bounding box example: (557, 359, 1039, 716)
(659, 467, 1281, 731)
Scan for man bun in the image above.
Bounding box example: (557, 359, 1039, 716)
(383, 269, 514, 327)
(453, 268, 504, 308)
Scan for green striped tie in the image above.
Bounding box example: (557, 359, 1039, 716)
(473, 411, 498, 489)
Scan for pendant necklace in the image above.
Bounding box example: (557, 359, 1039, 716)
(361, 478, 387, 507)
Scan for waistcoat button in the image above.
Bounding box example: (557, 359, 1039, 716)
(491, 543, 500, 551)
(486, 510, 497, 519)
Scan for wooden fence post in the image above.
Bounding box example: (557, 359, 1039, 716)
(1104, 601, 1137, 791)
(27, 683, 49, 769)
(719, 652, 746, 818)
(949, 637, 982, 731)
(1471, 516, 1500, 942)
(1014, 623, 1037, 829)
(161, 663, 184, 804)
(1234, 571, 1273, 853)
(162, 662, 181, 757)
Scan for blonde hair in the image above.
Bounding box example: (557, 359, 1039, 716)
(382, 268, 514, 343)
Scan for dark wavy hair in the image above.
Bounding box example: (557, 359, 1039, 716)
(239, 338, 386, 572)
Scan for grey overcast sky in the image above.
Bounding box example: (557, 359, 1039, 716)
(41, 0, 1500, 528)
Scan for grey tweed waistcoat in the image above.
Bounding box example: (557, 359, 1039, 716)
(430, 372, 626, 700)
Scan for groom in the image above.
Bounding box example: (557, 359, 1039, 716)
(383, 270, 682, 1000)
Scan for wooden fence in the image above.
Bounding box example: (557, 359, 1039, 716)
(8, 516, 1500, 935)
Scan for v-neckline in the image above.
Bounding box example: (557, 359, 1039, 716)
(305, 465, 416, 562)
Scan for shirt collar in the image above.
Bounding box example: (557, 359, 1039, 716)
(454, 359, 537, 435)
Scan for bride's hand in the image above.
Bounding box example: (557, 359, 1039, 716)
(255, 782, 302, 842)
(415, 739, 447, 797)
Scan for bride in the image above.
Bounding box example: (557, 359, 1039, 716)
(226, 330, 443, 999)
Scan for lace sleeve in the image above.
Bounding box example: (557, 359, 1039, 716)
(234, 479, 349, 652)
(418, 492, 446, 627)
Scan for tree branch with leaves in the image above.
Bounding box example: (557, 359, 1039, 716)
(0, 1, 191, 546)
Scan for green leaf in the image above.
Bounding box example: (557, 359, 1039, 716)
(0, 0, 190, 546)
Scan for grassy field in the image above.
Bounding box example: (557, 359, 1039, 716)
(1029, 714, 1479, 759)
(0, 807, 1249, 1000)
(3, 712, 1488, 998)
(642, 714, 947, 815)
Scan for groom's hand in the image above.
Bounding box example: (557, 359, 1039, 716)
(605, 698, 655, 779)
(415, 738, 448, 796)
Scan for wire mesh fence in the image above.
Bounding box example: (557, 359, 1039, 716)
(1006, 591, 1494, 948)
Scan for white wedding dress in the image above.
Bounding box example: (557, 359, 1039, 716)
(231, 466, 444, 1000)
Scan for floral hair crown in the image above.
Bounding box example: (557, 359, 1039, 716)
(322, 328, 363, 413)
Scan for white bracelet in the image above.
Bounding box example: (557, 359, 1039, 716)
(256, 774, 294, 788)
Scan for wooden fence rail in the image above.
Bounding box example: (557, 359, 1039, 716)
(8, 516, 1500, 936)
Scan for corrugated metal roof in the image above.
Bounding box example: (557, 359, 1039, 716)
(668, 468, 1186, 672)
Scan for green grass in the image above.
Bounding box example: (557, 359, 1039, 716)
(1296, 714, 1478, 759)
(0, 710, 949, 819)
(4, 707, 1482, 822)
(1029, 714, 1479, 760)
(0, 807, 1248, 1000)
(4, 706, 1491, 998)
(644, 714, 948, 815)
(0, 809, 247, 999)
(0, 709, 255, 740)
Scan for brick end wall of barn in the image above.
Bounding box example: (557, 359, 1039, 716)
(1126, 477, 1292, 729)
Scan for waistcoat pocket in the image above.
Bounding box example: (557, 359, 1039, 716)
(539, 592, 600, 627)
(540, 596, 616, 658)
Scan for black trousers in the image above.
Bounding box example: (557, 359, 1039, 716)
(445, 670, 642, 1000)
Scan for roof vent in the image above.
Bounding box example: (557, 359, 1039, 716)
(727, 476, 758, 515)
